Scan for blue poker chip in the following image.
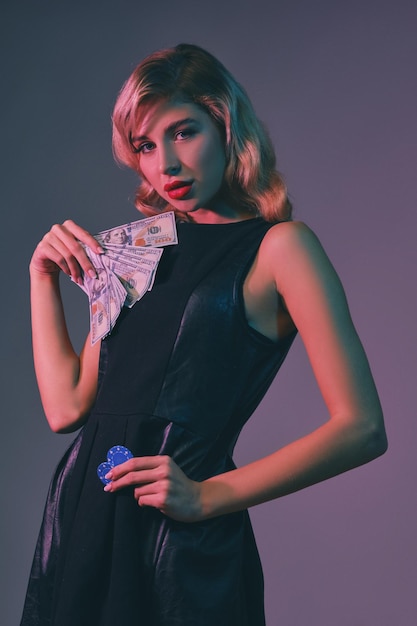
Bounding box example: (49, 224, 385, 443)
(107, 445, 133, 467)
(97, 461, 113, 485)
(97, 445, 133, 485)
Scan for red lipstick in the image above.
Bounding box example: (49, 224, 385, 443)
(164, 180, 193, 200)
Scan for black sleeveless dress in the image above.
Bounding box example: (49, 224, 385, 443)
(21, 218, 297, 626)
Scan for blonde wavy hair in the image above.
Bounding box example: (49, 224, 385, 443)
(112, 43, 292, 222)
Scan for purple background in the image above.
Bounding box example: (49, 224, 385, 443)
(2, 1, 416, 624)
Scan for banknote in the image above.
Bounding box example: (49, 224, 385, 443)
(109, 259, 154, 307)
(83, 255, 111, 345)
(95, 211, 178, 248)
(75, 212, 178, 344)
(104, 248, 161, 291)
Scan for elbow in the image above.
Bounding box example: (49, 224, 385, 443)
(360, 418, 388, 461)
(46, 407, 88, 434)
(49, 422, 80, 435)
(41, 390, 94, 434)
(49, 418, 87, 434)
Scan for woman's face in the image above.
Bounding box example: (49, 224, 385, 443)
(130, 100, 229, 220)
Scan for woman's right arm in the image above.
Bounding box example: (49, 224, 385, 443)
(30, 220, 104, 433)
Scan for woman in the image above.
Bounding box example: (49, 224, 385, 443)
(22, 43, 387, 625)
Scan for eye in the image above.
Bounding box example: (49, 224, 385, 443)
(175, 128, 196, 141)
(132, 141, 155, 154)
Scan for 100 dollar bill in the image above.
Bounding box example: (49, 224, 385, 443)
(78, 212, 178, 344)
(95, 211, 178, 248)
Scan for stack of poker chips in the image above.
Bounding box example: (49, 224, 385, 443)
(97, 445, 134, 485)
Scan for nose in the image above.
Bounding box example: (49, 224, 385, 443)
(159, 143, 181, 175)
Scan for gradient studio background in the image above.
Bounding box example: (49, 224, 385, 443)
(2, 1, 416, 624)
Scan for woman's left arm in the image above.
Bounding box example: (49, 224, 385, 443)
(198, 221, 387, 517)
(106, 221, 387, 521)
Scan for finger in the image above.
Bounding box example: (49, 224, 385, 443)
(43, 225, 99, 281)
(107, 455, 169, 480)
(104, 468, 162, 492)
(61, 219, 104, 254)
(40, 231, 89, 281)
(133, 481, 165, 500)
(51, 224, 98, 277)
(134, 479, 172, 510)
(136, 493, 166, 511)
(31, 239, 71, 276)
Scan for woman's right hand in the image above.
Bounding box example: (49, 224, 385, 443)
(30, 219, 104, 284)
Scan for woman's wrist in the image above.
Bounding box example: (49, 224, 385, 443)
(197, 476, 239, 520)
(29, 262, 61, 283)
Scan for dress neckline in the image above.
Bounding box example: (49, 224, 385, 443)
(177, 217, 264, 227)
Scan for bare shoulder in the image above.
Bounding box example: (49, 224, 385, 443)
(260, 220, 323, 259)
(258, 220, 335, 294)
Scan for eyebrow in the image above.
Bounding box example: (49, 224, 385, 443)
(131, 117, 198, 143)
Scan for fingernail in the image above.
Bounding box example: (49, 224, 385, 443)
(88, 269, 97, 279)
(96, 246, 105, 254)
(104, 483, 111, 492)
(105, 471, 113, 480)
(77, 277, 84, 286)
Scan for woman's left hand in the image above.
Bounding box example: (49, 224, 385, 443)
(104, 455, 204, 522)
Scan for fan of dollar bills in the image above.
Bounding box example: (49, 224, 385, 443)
(75, 212, 178, 344)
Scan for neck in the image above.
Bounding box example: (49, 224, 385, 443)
(185, 199, 257, 225)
